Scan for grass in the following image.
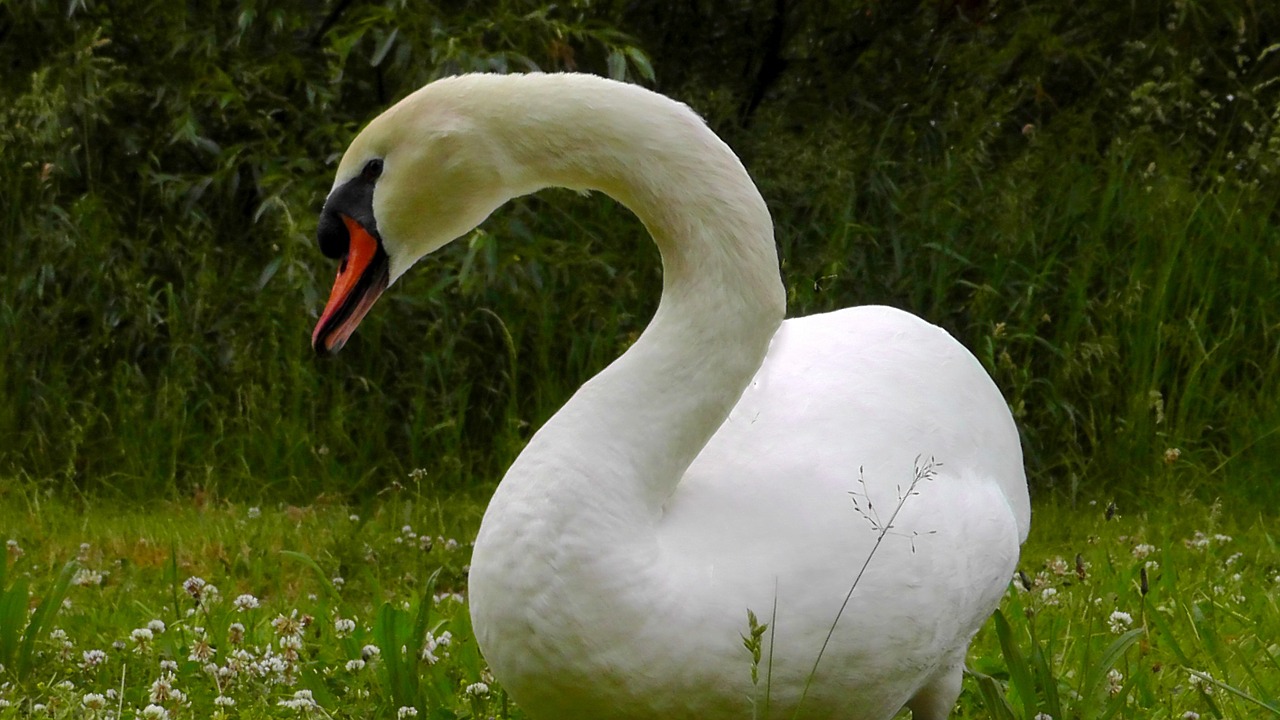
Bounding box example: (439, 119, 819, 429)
(1, 473, 1277, 719)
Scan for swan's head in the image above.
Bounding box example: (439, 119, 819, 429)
(311, 83, 515, 354)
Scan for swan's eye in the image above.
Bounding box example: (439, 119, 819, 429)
(361, 158, 384, 182)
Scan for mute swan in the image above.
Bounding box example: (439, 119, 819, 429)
(311, 73, 1029, 720)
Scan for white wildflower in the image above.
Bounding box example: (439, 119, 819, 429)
(131, 627, 154, 651)
(183, 576, 207, 599)
(82, 649, 107, 668)
(1040, 587, 1060, 605)
(81, 692, 107, 710)
(140, 704, 170, 720)
(465, 682, 490, 697)
(73, 568, 107, 586)
(278, 688, 319, 710)
(398, 707, 419, 718)
(1108, 610, 1133, 633)
(214, 695, 235, 707)
(233, 594, 260, 612)
(1132, 543, 1156, 559)
(1106, 668, 1123, 695)
(334, 618, 356, 637)
(345, 658, 366, 671)
(247, 506, 261, 519)
(147, 619, 166, 634)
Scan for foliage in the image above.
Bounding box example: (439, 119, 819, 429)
(0, 0, 1278, 499)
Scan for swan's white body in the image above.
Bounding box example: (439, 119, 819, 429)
(322, 73, 1029, 720)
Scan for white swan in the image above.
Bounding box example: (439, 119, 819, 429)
(311, 73, 1030, 720)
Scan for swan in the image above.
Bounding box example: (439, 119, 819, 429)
(310, 72, 1030, 720)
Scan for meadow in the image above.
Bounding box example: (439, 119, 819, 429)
(1, 475, 1278, 719)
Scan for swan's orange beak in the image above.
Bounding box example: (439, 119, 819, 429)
(312, 216, 390, 355)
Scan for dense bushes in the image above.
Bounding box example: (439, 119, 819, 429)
(1, 0, 1278, 500)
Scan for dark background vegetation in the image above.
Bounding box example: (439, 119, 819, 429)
(2, 0, 1278, 502)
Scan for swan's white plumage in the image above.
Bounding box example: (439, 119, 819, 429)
(330, 72, 1029, 720)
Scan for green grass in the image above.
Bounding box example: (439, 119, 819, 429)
(1, 476, 1276, 719)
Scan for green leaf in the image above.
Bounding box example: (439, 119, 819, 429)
(624, 46, 655, 82)
(372, 28, 400, 68)
(607, 49, 626, 80)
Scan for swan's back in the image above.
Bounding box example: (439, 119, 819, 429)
(652, 305, 1028, 717)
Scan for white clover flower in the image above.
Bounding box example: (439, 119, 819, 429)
(247, 506, 261, 519)
(233, 594, 260, 612)
(147, 619, 166, 634)
(361, 644, 381, 660)
(348, 514, 360, 522)
(140, 704, 170, 720)
(398, 707, 419, 718)
(131, 627, 154, 651)
(183, 576, 207, 598)
(159, 659, 178, 673)
(1033, 714, 1053, 720)
(1188, 671, 1214, 694)
(1106, 668, 1123, 695)
(1132, 543, 1156, 559)
(5, 539, 22, 559)
(1040, 587, 1059, 605)
(465, 682, 490, 697)
(1182, 712, 1200, 719)
(345, 659, 366, 672)
(214, 695, 235, 707)
(73, 568, 107, 587)
(334, 618, 356, 637)
(81, 692, 107, 710)
(278, 689, 319, 710)
(421, 630, 453, 664)
(331, 576, 345, 588)
(0, 699, 12, 709)
(149, 672, 184, 704)
(82, 649, 107, 668)
(1108, 610, 1133, 633)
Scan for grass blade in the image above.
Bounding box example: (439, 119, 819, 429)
(1081, 627, 1144, 705)
(18, 560, 77, 677)
(966, 666, 1019, 720)
(992, 609, 1037, 717)
(279, 550, 343, 602)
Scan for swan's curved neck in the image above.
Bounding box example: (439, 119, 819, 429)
(471, 76, 786, 522)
